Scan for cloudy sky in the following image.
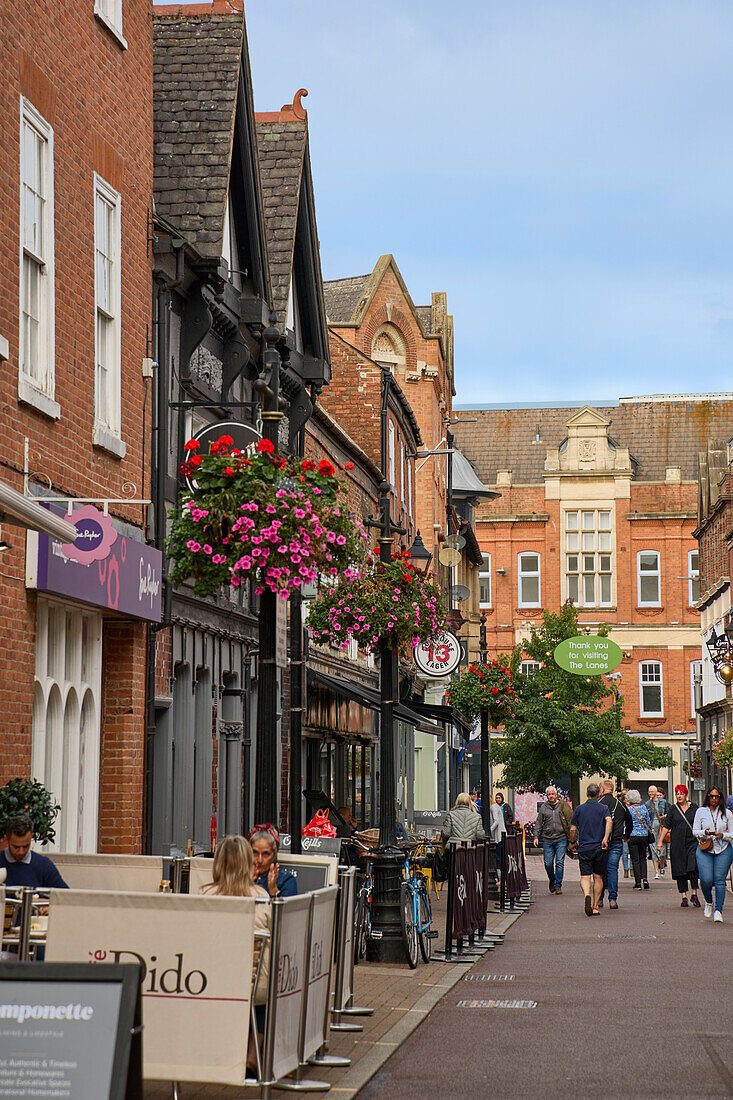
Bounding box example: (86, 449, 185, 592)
(226, 3, 732, 405)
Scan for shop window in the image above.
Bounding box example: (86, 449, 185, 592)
(688, 550, 700, 605)
(564, 509, 613, 606)
(690, 660, 702, 718)
(521, 661, 541, 677)
(32, 600, 102, 852)
(479, 553, 491, 608)
(94, 175, 124, 453)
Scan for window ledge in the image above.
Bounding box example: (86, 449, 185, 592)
(93, 424, 127, 459)
(94, 8, 128, 49)
(19, 377, 60, 420)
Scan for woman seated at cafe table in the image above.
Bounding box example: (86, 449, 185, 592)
(247, 824, 298, 898)
(201, 835, 271, 1072)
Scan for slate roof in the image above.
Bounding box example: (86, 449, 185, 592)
(451, 398, 733, 485)
(255, 120, 306, 327)
(153, 8, 244, 257)
(323, 275, 370, 324)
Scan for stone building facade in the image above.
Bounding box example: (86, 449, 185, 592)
(0, 0, 155, 852)
(453, 395, 733, 797)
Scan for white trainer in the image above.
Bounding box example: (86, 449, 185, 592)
(704, 902, 713, 918)
(714, 911, 723, 923)
(654, 872, 660, 879)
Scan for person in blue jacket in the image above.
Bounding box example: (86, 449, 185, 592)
(247, 824, 297, 897)
(0, 814, 67, 889)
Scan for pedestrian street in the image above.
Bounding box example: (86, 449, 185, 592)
(358, 858, 733, 1100)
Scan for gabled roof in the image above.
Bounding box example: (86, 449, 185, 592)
(452, 398, 733, 485)
(323, 255, 429, 338)
(255, 93, 329, 360)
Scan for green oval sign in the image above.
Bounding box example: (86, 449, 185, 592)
(553, 636, 623, 676)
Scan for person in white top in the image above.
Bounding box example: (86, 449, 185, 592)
(692, 786, 733, 923)
(490, 794, 508, 882)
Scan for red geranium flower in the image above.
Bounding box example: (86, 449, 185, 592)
(189, 454, 203, 467)
(491, 687, 499, 695)
(344, 461, 354, 471)
(183, 439, 200, 452)
(217, 435, 234, 447)
(257, 439, 275, 454)
(318, 460, 335, 476)
(274, 455, 287, 469)
(301, 459, 316, 471)
(223, 466, 235, 477)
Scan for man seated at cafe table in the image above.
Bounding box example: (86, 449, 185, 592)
(0, 814, 68, 889)
(247, 824, 297, 897)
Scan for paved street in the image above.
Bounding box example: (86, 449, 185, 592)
(358, 858, 733, 1100)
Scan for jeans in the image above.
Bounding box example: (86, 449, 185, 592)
(542, 837, 567, 889)
(601, 841, 623, 901)
(622, 841, 630, 871)
(696, 845, 733, 912)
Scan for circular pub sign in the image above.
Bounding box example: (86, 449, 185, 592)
(413, 630, 462, 678)
(553, 635, 623, 676)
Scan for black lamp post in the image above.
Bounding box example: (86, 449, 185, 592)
(253, 315, 284, 826)
(479, 610, 491, 838)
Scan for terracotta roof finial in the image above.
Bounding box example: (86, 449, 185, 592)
(280, 88, 308, 121)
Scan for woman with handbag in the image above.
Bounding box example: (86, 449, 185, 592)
(660, 784, 700, 908)
(624, 789, 653, 890)
(692, 787, 733, 923)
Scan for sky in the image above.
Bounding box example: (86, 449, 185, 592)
(174, 2, 733, 406)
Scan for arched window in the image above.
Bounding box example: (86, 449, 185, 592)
(371, 324, 406, 375)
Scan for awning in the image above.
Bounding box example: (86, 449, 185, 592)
(307, 669, 445, 737)
(405, 700, 473, 740)
(0, 480, 77, 542)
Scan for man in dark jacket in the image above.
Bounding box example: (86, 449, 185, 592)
(533, 787, 573, 894)
(598, 780, 633, 909)
(0, 814, 67, 889)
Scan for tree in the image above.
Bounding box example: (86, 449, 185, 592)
(491, 604, 670, 804)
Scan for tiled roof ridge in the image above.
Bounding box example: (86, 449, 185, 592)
(154, 0, 243, 16)
(255, 89, 308, 125)
(324, 274, 371, 285)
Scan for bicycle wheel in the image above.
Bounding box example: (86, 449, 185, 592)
(418, 890, 432, 963)
(353, 891, 366, 965)
(400, 882, 418, 968)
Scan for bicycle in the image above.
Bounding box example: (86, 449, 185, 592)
(353, 854, 374, 965)
(400, 847, 437, 968)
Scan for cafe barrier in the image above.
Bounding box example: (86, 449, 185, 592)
(435, 841, 505, 961)
(50, 853, 166, 893)
(45, 889, 256, 1085)
(500, 827, 530, 912)
(187, 853, 338, 896)
(330, 865, 372, 1032)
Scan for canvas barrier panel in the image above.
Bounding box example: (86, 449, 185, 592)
(50, 854, 165, 893)
(335, 866, 355, 1009)
(451, 845, 473, 938)
(503, 832, 527, 900)
(45, 889, 255, 1085)
(270, 894, 311, 1082)
(187, 854, 338, 897)
(303, 886, 338, 1062)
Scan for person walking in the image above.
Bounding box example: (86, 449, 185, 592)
(644, 785, 669, 878)
(569, 783, 612, 916)
(494, 792, 515, 827)
(692, 786, 733, 923)
(625, 790, 653, 890)
(442, 792, 487, 845)
(598, 780, 633, 910)
(618, 789, 631, 878)
(660, 784, 700, 908)
(490, 794, 507, 881)
(533, 786, 572, 895)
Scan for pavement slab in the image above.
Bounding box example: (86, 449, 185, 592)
(358, 860, 733, 1100)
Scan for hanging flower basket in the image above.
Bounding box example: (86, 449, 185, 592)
(682, 749, 703, 779)
(167, 436, 366, 600)
(307, 549, 447, 655)
(712, 730, 733, 771)
(447, 660, 516, 725)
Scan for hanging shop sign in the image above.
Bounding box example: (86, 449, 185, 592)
(185, 420, 261, 492)
(26, 504, 162, 622)
(553, 635, 623, 676)
(413, 630, 462, 678)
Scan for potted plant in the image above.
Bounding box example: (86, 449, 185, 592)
(712, 730, 733, 771)
(447, 658, 517, 725)
(682, 749, 703, 779)
(307, 548, 446, 655)
(168, 435, 367, 599)
(0, 778, 60, 846)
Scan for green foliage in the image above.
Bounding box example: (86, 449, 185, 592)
(712, 729, 733, 770)
(492, 604, 670, 790)
(0, 778, 60, 845)
(447, 658, 518, 726)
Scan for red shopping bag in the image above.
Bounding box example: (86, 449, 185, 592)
(302, 809, 338, 838)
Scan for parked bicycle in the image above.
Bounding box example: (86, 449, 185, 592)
(400, 846, 436, 968)
(353, 854, 374, 965)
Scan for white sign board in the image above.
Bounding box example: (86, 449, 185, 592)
(272, 895, 311, 1081)
(45, 890, 256, 1085)
(413, 630, 462, 678)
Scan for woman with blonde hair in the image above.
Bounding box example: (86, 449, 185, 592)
(441, 792, 487, 845)
(201, 835, 271, 1070)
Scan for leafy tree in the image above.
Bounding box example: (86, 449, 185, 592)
(491, 604, 670, 804)
(0, 778, 60, 845)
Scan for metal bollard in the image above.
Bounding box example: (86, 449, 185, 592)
(18, 889, 33, 962)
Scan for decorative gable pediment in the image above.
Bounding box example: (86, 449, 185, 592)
(545, 405, 632, 476)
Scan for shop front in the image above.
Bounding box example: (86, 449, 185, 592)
(25, 505, 161, 853)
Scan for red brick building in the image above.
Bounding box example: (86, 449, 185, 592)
(453, 396, 733, 795)
(0, 1, 155, 851)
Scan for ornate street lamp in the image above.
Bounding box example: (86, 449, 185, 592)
(407, 530, 432, 573)
(706, 624, 733, 685)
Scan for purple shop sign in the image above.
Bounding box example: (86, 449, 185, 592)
(26, 505, 162, 622)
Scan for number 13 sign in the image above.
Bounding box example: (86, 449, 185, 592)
(413, 630, 462, 678)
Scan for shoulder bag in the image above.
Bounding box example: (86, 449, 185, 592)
(630, 805, 655, 844)
(698, 808, 719, 853)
